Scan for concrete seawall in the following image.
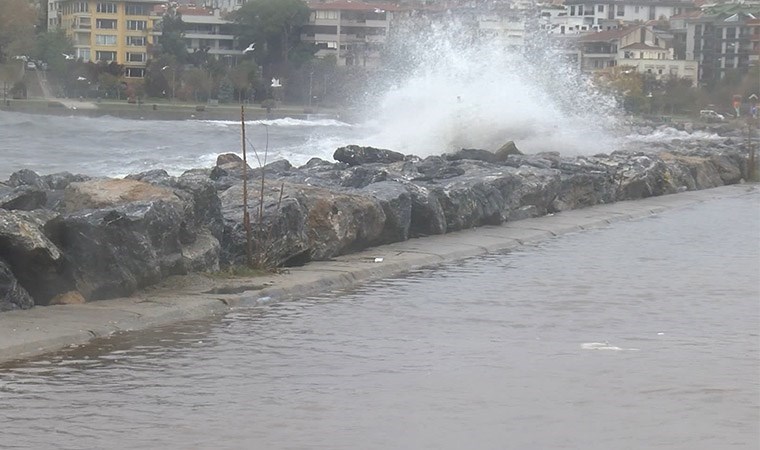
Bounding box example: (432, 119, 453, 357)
(0, 183, 756, 365)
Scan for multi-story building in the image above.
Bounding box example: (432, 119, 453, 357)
(301, 1, 400, 67)
(685, 3, 760, 85)
(197, 0, 246, 14)
(151, 5, 242, 61)
(577, 25, 698, 83)
(476, 10, 527, 49)
(562, 0, 696, 30)
(51, 0, 165, 78)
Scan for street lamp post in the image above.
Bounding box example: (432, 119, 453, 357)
(161, 65, 176, 102)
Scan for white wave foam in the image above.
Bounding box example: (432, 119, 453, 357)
(581, 342, 640, 351)
(625, 128, 722, 142)
(201, 118, 352, 128)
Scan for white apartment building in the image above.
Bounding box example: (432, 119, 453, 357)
(152, 5, 242, 61)
(301, 1, 399, 67)
(577, 25, 698, 83)
(561, 0, 696, 30)
(476, 10, 527, 48)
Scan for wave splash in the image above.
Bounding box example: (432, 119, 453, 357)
(359, 20, 621, 156)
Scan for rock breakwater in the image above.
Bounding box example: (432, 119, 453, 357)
(0, 138, 751, 312)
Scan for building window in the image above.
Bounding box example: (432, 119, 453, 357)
(77, 48, 91, 60)
(125, 4, 149, 15)
(126, 52, 146, 62)
(95, 34, 117, 45)
(97, 3, 117, 14)
(597, 4, 603, 12)
(127, 20, 147, 31)
(617, 5, 624, 16)
(578, 5, 583, 15)
(96, 19, 117, 29)
(126, 36, 146, 46)
(125, 68, 146, 78)
(634, 6, 640, 13)
(315, 10, 339, 19)
(96, 51, 117, 61)
(570, 5, 576, 15)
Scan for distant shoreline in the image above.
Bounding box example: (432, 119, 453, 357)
(0, 98, 348, 122)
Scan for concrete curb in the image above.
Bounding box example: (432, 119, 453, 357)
(0, 184, 756, 365)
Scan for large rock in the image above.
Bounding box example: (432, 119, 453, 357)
(0, 186, 47, 211)
(0, 258, 34, 311)
(7, 169, 47, 190)
(62, 178, 178, 213)
(334, 145, 405, 166)
(0, 209, 70, 305)
(220, 181, 386, 266)
(361, 181, 412, 244)
(46, 178, 220, 301)
(405, 183, 447, 237)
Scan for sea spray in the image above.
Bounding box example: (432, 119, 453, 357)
(356, 18, 621, 156)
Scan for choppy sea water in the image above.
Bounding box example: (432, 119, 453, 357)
(0, 190, 757, 450)
(0, 111, 726, 181)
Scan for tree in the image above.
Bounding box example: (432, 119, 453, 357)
(182, 67, 212, 102)
(156, 6, 188, 63)
(232, 0, 310, 69)
(33, 30, 74, 79)
(0, 0, 37, 62)
(144, 55, 180, 99)
(218, 77, 234, 103)
(596, 66, 647, 114)
(230, 60, 260, 102)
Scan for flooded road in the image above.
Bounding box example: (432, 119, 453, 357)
(1, 191, 758, 450)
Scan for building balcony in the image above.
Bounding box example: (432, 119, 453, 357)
(583, 52, 616, 58)
(208, 48, 243, 56)
(184, 32, 235, 41)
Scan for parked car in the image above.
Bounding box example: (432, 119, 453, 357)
(25, 61, 36, 70)
(699, 110, 725, 122)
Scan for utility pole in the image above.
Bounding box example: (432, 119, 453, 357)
(241, 105, 253, 267)
(747, 118, 757, 182)
(308, 67, 314, 109)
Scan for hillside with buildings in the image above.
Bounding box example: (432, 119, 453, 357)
(2, 0, 758, 114)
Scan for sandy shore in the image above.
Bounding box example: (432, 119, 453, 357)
(0, 183, 755, 365)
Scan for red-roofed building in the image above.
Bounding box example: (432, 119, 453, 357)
(577, 25, 698, 83)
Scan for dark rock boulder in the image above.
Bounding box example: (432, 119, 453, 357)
(0, 209, 71, 305)
(494, 141, 523, 159)
(361, 181, 412, 244)
(220, 181, 386, 266)
(405, 183, 447, 237)
(172, 171, 225, 242)
(445, 148, 499, 164)
(8, 169, 47, 190)
(42, 172, 90, 190)
(46, 178, 220, 301)
(0, 186, 47, 211)
(334, 145, 405, 166)
(0, 258, 34, 311)
(340, 165, 389, 188)
(413, 156, 465, 180)
(125, 169, 173, 185)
